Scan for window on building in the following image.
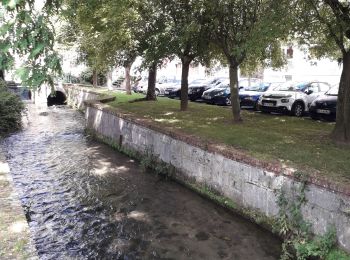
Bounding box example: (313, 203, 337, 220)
(286, 46, 294, 59)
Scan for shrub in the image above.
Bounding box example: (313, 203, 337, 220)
(0, 80, 24, 137)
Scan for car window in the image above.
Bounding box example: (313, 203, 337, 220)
(276, 82, 304, 91)
(245, 83, 270, 92)
(217, 83, 230, 88)
(326, 85, 339, 96)
(190, 79, 206, 85)
(309, 83, 320, 93)
(319, 83, 331, 92)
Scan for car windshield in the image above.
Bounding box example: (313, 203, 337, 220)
(207, 77, 228, 86)
(216, 82, 230, 89)
(190, 79, 207, 85)
(326, 85, 339, 96)
(275, 83, 306, 92)
(245, 83, 270, 92)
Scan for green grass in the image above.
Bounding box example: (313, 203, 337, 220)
(107, 92, 350, 185)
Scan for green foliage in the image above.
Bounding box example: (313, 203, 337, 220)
(208, 0, 292, 68)
(294, 0, 350, 60)
(194, 184, 236, 209)
(326, 249, 350, 260)
(140, 149, 175, 178)
(63, 0, 139, 72)
(275, 176, 345, 259)
(0, 80, 24, 137)
(154, 0, 212, 60)
(0, 0, 62, 89)
(294, 227, 337, 260)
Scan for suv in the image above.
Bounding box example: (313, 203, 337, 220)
(258, 81, 331, 117)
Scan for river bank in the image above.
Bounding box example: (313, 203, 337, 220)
(0, 147, 37, 259)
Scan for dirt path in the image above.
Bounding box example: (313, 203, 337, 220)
(0, 148, 37, 260)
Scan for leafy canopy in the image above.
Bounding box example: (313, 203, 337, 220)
(0, 0, 62, 88)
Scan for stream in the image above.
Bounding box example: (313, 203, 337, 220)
(2, 104, 282, 259)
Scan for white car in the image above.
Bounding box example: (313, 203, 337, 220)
(258, 81, 331, 117)
(133, 79, 148, 93)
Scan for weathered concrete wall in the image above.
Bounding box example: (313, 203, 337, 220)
(33, 83, 67, 106)
(63, 84, 103, 110)
(64, 85, 350, 253)
(33, 83, 106, 109)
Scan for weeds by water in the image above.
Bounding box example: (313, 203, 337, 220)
(274, 173, 349, 259)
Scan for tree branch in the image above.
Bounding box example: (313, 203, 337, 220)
(308, 0, 346, 53)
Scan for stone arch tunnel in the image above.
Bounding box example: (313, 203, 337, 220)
(47, 91, 67, 106)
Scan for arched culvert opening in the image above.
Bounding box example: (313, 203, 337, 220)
(47, 91, 67, 106)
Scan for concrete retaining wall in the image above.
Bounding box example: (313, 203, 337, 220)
(63, 84, 112, 110)
(65, 86, 350, 253)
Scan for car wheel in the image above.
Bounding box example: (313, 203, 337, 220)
(225, 97, 231, 106)
(292, 102, 304, 117)
(155, 89, 160, 96)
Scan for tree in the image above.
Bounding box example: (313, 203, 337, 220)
(154, 0, 212, 111)
(63, 0, 138, 93)
(208, 0, 292, 122)
(0, 1, 62, 89)
(295, 0, 350, 144)
(131, 0, 173, 101)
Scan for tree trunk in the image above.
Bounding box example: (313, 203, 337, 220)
(0, 70, 4, 80)
(124, 64, 132, 95)
(332, 51, 350, 144)
(180, 56, 192, 111)
(229, 63, 242, 122)
(92, 69, 98, 88)
(146, 62, 157, 101)
(106, 68, 113, 90)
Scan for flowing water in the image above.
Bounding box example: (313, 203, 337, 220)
(2, 104, 282, 259)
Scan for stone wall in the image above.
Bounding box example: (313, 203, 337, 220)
(63, 84, 114, 110)
(65, 85, 350, 253)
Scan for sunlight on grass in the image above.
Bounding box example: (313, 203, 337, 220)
(155, 118, 181, 124)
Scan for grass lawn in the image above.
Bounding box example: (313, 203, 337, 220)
(107, 92, 350, 185)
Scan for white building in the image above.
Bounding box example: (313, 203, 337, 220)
(264, 45, 342, 84)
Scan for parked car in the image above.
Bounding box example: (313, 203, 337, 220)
(167, 79, 208, 99)
(165, 81, 183, 98)
(309, 85, 338, 121)
(239, 83, 272, 110)
(201, 78, 261, 106)
(257, 81, 331, 117)
(188, 77, 228, 101)
(156, 79, 181, 96)
(133, 78, 148, 93)
(135, 78, 180, 96)
(201, 80, 231, 105)
(237, 78, 262, 90)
